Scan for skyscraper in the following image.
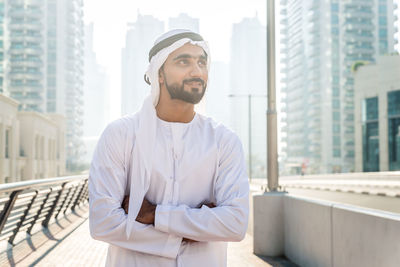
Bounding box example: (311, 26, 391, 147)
(395, 0, 400, 53)
(82, 23, 109, 164)
(280, 0, 396, 174)
(83, 23, 108, 137)
(205, 61, 230, 126)
(121, 14, 164, 116)
(47, 0, 85, 169)
(168, 13, 199, 32)
(0, 0, 4, 94)
(229, 16, 267, 178)
(3, 0, 85, 170)
(6, 0, 48, 112)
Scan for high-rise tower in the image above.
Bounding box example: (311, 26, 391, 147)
(280, 0, 396, 174)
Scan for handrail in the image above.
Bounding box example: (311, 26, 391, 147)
(0, 175, 89, 245)
(0, 175, 86, 193)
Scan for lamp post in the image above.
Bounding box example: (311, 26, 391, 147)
(229, 93, 267, 182)
(267, 0, 279, 191)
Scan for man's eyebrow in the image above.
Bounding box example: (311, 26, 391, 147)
(173, 54, 207, 61)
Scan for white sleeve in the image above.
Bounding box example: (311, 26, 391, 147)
(154, 132, 249, 242)
(89, 120, 182, 259)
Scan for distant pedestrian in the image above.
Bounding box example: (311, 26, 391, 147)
(301, 162, 306, 176)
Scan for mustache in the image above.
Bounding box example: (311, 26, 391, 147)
(183, 78, 205, 86)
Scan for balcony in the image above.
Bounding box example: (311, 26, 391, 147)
(9, 47, 43, 55)
(343, 34, 374, 43)
(8, 72, 43, 80)
(344, 23, 373, 31)
(345, 46, 374, 55)
(344, 11, 373, 19)
(25, 9, 43, 19)
(8, 9, 25, 18)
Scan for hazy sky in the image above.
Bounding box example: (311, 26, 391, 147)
(84, 0, 271, 120)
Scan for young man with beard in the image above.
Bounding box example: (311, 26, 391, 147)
(89, 29, 249, 266)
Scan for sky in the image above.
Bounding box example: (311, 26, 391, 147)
(83, 0, 272, 120)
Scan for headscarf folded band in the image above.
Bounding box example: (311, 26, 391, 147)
(144, 31, 205, 85)
(148, 32, 204, 62)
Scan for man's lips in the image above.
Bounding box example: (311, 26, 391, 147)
(184, 81, 203, 87)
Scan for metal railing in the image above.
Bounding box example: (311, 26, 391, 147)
(0, 175, 88, 245)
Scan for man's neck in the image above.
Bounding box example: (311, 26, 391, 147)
(156, 98, 195, 123)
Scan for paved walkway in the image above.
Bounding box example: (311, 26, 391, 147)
(3, 206, 274, 266)
(35, 220, 271, 267)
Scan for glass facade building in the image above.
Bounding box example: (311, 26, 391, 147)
(7, 0, 47, 112)
(0, 0, 3, 94)
(280, 0, 396, 174)
(388, 90, 400, 170)
(354, 55, 400, 172)
(1, 0, 85, 170)
(362, 97, 379, 171)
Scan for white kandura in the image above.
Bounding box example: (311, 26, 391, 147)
(89, 109, 249, 266)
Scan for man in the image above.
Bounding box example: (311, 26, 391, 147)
(89, 29, 249, 266)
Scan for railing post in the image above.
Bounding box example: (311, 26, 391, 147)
(42, 182, 67, 227)
(54, 186, 72, 219)
(9, 190, 38, 244)
(71, 180, 87, 211)
(77, 180, 88, 205)
(0, 190, 21, 235)
(27, 188, 52, 235)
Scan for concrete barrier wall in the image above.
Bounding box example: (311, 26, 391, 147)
(332, 204, 400, 267)
(279, 195, 400, 267)
(284, 196, 332, 267)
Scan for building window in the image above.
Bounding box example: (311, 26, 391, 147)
(332, 99, 340, 109)
(332, 86, 340, 97)
(333, 124, 340, 133)
(362, 97, 379, 172)
(333, 111, 340, 121)
(388, 90, 400, 171)
(379, 29, 387, 38)
(333, 149, 341, 158)
(378, 4, 386, 14)
(5, 129, 10, 158)
(333, 135, 340, 147)
(35, 136, 39, 159)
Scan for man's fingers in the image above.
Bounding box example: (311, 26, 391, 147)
(122, 195, 129, 214)
(182, 237, 198, 243)
(204, 202, 216, 208)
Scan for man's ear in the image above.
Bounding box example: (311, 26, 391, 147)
(158, 67, 165, 84)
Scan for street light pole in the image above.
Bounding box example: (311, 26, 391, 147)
(267, 0, 279, 191)
(229, 93, 266, 183)
(248, 94, 252, 182)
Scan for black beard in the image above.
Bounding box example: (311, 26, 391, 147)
(165, 78, 207, 104)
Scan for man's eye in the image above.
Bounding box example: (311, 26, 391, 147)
(198, 60, 207, 66)
(178, 59, 189, 65)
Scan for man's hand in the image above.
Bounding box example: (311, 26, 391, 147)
(203, 202, 216, 208)
(122, 195, 129, 214)
(136, 198, 156, 225)
(121, 196, 216, 241)
(122, 196, 156, 225)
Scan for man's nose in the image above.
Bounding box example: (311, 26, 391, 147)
(190, 63, 203, 77)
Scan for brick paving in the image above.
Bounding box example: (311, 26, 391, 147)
(2, 205, 279, 266)
(36, 220, 271, 267)
(35, 219, 108, 267)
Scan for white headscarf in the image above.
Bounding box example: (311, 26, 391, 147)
(126, 29, 210, 237)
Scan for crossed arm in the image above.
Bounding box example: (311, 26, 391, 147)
(122, 196, 215, 242)
(89, 123, 249, 258)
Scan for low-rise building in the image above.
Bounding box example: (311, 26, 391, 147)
(0, 94, 65, 183)
(354, 55, 400, 172)
(0, 94, 20, 183)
